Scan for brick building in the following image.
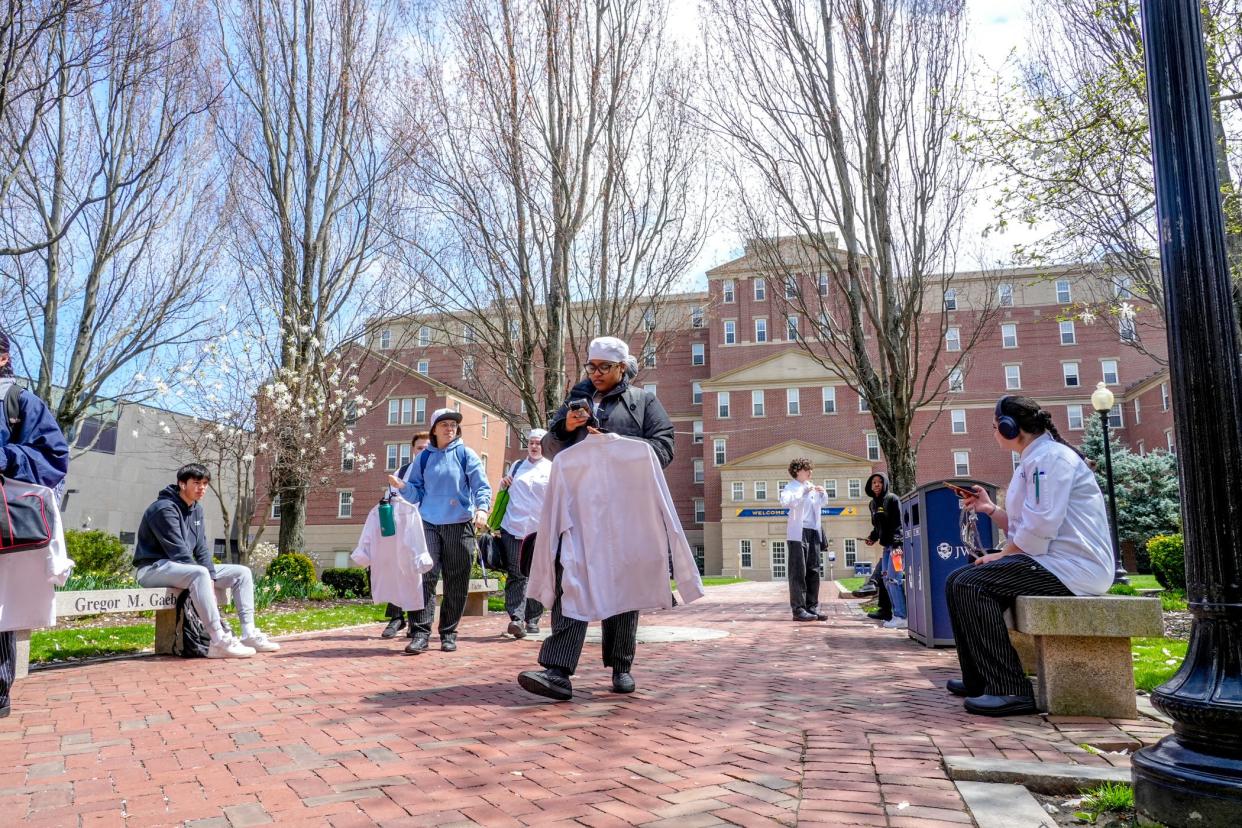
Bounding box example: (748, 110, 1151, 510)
(274, 237, 1175, 578)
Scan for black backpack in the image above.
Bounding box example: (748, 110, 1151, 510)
(171, 590, 211, 658)
(3, 380, 23, 441)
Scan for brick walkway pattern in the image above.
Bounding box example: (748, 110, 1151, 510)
(0, 581, 1168, 827)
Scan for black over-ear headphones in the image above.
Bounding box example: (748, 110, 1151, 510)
(995, 396, 1021, 440)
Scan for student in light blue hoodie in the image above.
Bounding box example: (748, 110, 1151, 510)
(386, 408, 491, 654)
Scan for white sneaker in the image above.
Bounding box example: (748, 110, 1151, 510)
(208, 637, 256, 658)
(241, 632, 280, 653)
(883, 617, 908, 630)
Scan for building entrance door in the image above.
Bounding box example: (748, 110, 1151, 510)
(771, 541, 787, 580)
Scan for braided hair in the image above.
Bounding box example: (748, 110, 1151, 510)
(997, 395, 1086, 460)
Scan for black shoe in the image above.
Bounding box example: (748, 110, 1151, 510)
(507, 620, 526, 639)
(852, 585, 878, 598)
(518, 669, 573, 701)
(404, 633, 429, 654)
(946, 679, 969, 697)
(808, 607, 828, 621)
(0, 703, 9, 718)
(793, 608, 817, 622)
(866, 610, 892, 621)
(441, 634, 457, 652)
(381, 618, 405, 639)
(964, 694, 1039, 717)
(611, 671, 636, 694)
(525, 622, 540, 635)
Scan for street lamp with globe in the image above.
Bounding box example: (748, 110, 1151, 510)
(1090, 382, 1127, 584)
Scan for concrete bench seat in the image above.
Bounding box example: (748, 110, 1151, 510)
(1005, 594, 1163, 718)
(434, 578, 497, 618)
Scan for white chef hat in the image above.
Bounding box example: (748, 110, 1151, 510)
(527, 428, 547, 441)
(587, 336, 629, 363)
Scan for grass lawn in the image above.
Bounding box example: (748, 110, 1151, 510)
(838, 577, 868, 591)
(1127, 574, 1161, 591)
(1133, 636, 1189, 693)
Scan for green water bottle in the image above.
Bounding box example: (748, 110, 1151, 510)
(378, 496, 396, 537)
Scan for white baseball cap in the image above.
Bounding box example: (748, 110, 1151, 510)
(430, 408, 463, 429)
(587, 336, 629, 363)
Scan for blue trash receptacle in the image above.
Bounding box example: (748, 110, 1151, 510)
(901, 479, 999, 647)
(853, 561, 872, 577)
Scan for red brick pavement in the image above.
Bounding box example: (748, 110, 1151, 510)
(1, 582, 1167, 827)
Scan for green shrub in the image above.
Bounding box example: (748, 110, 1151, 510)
(306, 582, 337, 601)
(267, 552, 317, 587)
(58, 572, 138, 591)
(64, 529, 130, 576)
(321, 567, 370, 598)
(1108, 583, 1138, 596)
(1147, 534, 1186, 592)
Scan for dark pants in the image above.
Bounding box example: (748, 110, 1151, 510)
(0, 631, 13, 708)
(499, 529, 544, 624)
(411, 521, 474, 638)
(539, 558, 638, 676)
(787, 528, 822, 613)
(946, 555, 1073, 697)
(384, 603, 417, 624)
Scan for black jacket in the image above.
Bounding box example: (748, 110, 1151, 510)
(544, 378, 676, 469)
(865, 472, 903, 547)
(133, 484, 215, 576)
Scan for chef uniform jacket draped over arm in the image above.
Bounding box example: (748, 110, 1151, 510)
(351, 499, 433, 611)
(527, 433, 705, 621)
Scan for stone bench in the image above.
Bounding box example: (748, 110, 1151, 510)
(1005, 595, 1163, 719)
(434, 578, 497, 617)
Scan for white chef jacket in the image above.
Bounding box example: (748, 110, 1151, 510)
(351, 498, 433, 611)
(528, 433, 705, 621)
(0, 486, 73, 632)
(780, 480, 826, 542)
(500, 456, 552, 538)
(1004, 433, 1114, 596)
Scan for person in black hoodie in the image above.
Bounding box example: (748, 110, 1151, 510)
(864, 472, 907, 629)
(134, 464, 279, 658)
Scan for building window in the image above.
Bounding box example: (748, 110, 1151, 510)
(1004, 364, 1022, 390)
(1067, 404, 1085, 430)
(1102, 359, 1119, 385)
(341, 444, 355, 472)
(343, 401, 358, 426)
(1120, 317, 1137, 342)
(953, 451, 970, 476)
(379, 329, 392, 350)
(949, 367, 964, 393)
(755, 318, 768, 343)
(386, 443, 412, 471)
(723, 279, 735, 303)
(692, 420, 703, 444)
(389, 398, 417, 426)
(270, 495, 281, 520)
(998, 283, 1014, 307)
(859, 395, 870, 413)
(693, 459, 705, 484)
(481, 414, 489, 438)
(754, 278, 766, 301)
(724, 320, 737, 345)
(818, 272, 829, 296)
(848, 479, 862, 499)
(1060, 320, 1077, 345)
(771, 541, 787, 579)
(643, 343, 657, 367)
(462, 356, 475, 380)
(784, 275, 799, 300)
(1166, 429, 1175, 452)
(950, 409, 966, 434)
(643, 308, 656, 331)
(754, 481, 768, 500)
(1063, 362, 1080, 387)
(645, 383, 657, 398)
(1161, 383, 1170, 411)
(718, 391, 730, 418)
(693, 382, 703, 405)
(714, 438, 727, 465)
(739, 539, 753, 569)
(1108, 404, 1123, 429)
(1134, 398, 1142, 424)
(866, 433, 880, 461)
(823, 479, 837, 498)
(732, 481, 745, 501)
(1056, 280, 1072, 304)
(691, 306, 704, 328)
(1001, 323, 1018, 349)
(337, 491, 354, 519)
(786, 316, 799, 341)
(463, 323, 476, 344)
(418, 326, 430, 347)
(415, 398, 426, 424)
(694, 499, 705, 524)
(691, 343, 705, 366)
(751, 389, 766, 417)
(416, 359, 429, 375)
(822, 386, 837, 414)
(946, 326, 961, 352)
(786, 388, 800, 416)
(844, 538, 857, 567)
(1114, 277, 1135, 299)
(944, 288, 957, 311)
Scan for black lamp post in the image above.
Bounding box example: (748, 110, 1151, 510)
(1089, 382, 1127, 585)
(1134, 0, 1242, 824)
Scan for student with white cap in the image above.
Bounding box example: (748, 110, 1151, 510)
(496, 428, 552, 637)
(387, 408, 491, 654)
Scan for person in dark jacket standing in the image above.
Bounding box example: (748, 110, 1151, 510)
(134, 464, 279, 658)
(0, 330, 70, 718)
(519, 336, 675, 700)
(864, 472, 907, 630)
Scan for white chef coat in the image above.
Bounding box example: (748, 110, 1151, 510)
(780, 480, 826, 542)
(1005, 433, 1114, 596)
(500, 456, 552, 538)
(0, 486, 72, 632)
(351, 498, 433, 611)
(528, 433, 705, 621)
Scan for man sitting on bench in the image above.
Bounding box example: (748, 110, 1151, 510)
(134, 464, 279, 658)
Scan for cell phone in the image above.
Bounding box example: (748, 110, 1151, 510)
(568, 400, 589, 413)
(945, 482, 973, 499)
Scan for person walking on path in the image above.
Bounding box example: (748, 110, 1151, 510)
(948, 395, 1114, 717)
(380, 431, 430, 639)
(781, 458, 828, 622)
(0, 331, 71, 718)
(497, 429, 551, 638)
(389, 409, 491, 655)
(864, 472, 907, 630)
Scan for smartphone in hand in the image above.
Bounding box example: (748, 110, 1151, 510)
(945, 482, 973, 499)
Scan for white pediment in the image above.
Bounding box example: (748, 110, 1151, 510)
(701, 349, 843, 390)
(722, 439, 871, 471)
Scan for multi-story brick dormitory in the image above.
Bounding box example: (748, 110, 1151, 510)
(261, 236, 1174, 580)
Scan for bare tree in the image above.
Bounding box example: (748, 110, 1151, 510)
(398, 0, 710, 427)
(213, 0, 411, 553)
(704, 0, 991, 493)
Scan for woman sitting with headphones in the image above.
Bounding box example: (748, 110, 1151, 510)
(949, 395, 1114, 717)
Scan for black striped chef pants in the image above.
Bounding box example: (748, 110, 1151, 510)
(539, 558, 638, 676)
(945, 554, 1072, 697)
(410, 521, 475, 639)
(0, 631, 15, 708)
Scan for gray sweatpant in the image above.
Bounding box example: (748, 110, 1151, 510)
(135, 561, 256, 642)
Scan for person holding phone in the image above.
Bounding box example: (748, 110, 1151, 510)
(947, 395, 1113, 716)
(864, 473, 907, 630)
(781, 458, 828, 622)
